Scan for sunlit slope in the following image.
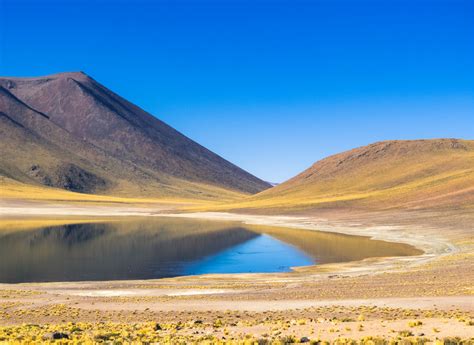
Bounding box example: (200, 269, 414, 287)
(216, 139, 474, 212)
(0, 176, 243, 206)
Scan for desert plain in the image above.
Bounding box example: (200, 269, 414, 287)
(0, 195, 472, 344)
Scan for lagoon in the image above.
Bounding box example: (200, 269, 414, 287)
(0, 217, 421, 283)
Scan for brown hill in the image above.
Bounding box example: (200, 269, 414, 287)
(216, 139, 474, 212)
(0, 72, 270, 199)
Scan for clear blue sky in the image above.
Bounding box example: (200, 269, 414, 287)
(1, 0, 473, 182)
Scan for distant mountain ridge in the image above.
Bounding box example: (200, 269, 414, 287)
(219, 139, 474, 212)
(0, 72, 271, 199)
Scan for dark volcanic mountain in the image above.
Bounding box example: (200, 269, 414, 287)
(0, 72, 270, 199)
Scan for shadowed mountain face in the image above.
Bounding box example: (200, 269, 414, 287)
(227, 139, 474, 212)
(0, 72, 270, 198)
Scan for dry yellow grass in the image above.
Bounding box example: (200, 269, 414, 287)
(197, 139, 474, 213)
(0, 176, 238, 206)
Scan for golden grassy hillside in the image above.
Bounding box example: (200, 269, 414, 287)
(207, 139, 474, 213)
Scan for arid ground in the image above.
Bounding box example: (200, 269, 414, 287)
(0, 201, 472, 343)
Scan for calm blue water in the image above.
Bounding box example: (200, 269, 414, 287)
(183, 234, 314, 275)
(0, 218, 419, 283)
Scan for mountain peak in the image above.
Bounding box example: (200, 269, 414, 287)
(0, 73, 271, 198)
(48, 71, 89, 79)
(0, 71, 90, 81)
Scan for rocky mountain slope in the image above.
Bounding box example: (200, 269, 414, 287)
(0, 72, 270, 199)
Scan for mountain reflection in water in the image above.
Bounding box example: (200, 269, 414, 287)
(0, 218, 422, 283)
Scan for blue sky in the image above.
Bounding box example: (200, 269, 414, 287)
(1, 0, 473, 182)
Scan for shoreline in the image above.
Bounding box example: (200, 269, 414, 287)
(0, 205, 460, 286)
(158, 212, 456, 274)
(1, 202, 472, 341)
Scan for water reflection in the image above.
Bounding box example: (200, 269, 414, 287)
(0, 218, 258, 283)
(0, 218, 422, 283)
(259, 226, 422, 264)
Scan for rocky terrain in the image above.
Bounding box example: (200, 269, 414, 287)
(0, 72, 270, 200)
